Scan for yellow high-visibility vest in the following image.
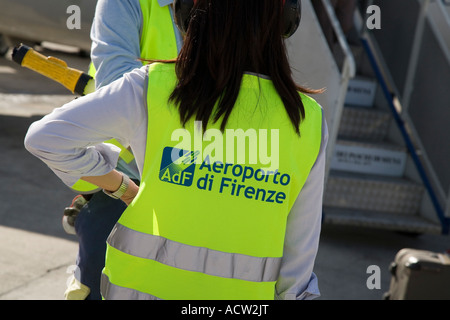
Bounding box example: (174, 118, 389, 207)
(71, 0, 178, 193)
(101, 62, 323, 300)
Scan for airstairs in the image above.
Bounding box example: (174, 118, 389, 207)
(288, 0, 450, 235)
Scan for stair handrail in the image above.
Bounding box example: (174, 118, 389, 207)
(428, 0, 450, 64)
(318, 0, 356, 183)
(320, 0, 356, 80)
(359, 35, 450, 235)
(404, 0, 450, 111)
(435, 0, 450, 31)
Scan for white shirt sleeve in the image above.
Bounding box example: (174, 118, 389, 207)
(24, 66, 149, 187)
(90, 0, 178, 89)
(275, 112, 328, 300)
(90, 0, 144, 88)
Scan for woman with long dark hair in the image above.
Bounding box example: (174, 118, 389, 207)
(25, 0, 328, 300)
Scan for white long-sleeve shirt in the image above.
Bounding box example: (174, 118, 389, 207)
(89, 0, 182, 182)
(25, 65, 328, 300)
(90, 0, 182, 88)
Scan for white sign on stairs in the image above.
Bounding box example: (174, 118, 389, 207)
(331, 142, 407, 177)
(345, 77, 377, 107)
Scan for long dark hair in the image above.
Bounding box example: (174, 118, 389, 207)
(169, 0, 322, 134)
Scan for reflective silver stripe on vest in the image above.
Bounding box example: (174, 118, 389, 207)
(101, 273, 162, 300)
(107, 223, 282, 282)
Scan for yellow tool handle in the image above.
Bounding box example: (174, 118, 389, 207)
(11, 45, 134, 193)
(12, 44, 93, 95)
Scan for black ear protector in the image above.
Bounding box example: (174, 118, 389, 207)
(282, 0, 302, 38)
(173, 0, 302, 38)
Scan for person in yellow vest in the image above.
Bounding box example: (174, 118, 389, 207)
(62, 0, 182, 300)
(25, 0, 328, 300)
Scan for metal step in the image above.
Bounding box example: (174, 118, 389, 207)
(324, 171, 424, 215)
(330, 140, 407, 177)
(323, 207, 442, 234)
(338, 105, 391, 142)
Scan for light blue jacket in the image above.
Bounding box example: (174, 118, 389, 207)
(89, 0, 182, 180)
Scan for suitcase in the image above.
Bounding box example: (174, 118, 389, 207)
(384, 248, 450, 300)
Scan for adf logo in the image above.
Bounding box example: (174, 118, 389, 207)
(159, 147, 198, 187)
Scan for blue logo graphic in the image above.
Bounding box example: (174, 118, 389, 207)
(159, 147, 198, 187)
